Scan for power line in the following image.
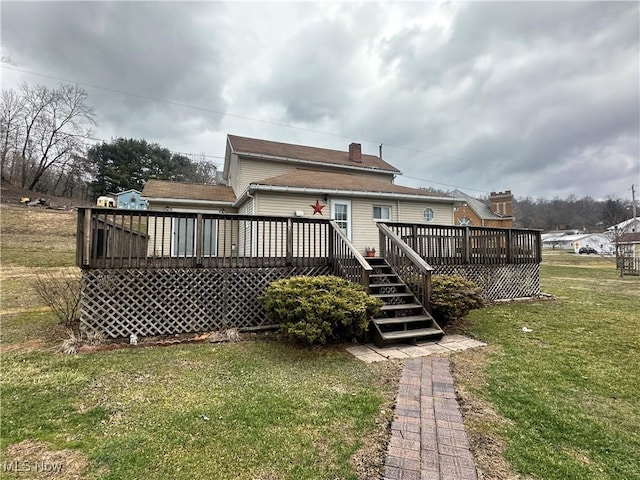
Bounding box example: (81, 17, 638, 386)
(2, 65, 463, 160)
(3, 64, 488, 190)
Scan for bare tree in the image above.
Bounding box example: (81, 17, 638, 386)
(0, 83, 96, 190)
(0, 89, 24, 182)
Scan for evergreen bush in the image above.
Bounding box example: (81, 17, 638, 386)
(260, 276, 382, 346)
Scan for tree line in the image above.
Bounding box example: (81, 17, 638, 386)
(2, 82, 635, 231)
(1, 82, 217, 200)
(512, 195, 634, 231)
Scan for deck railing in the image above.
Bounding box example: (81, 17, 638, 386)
(378, 223, 434, 312)
(383, 223, 542, 265)
(77, 208, 330, 269)
(330, 221, 372, 289)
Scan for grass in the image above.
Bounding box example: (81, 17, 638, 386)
(456, 250, 640, 480)
(0, 204, 398, 479)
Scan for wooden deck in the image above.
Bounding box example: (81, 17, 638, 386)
(75, 208, 542, 337)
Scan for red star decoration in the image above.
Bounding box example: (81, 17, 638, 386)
(310, 200, 325, 215)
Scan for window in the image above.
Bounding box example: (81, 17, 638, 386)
(423, 207, 435, 222)
(457, 217, 473, 226)
(373, 205, 391, 221)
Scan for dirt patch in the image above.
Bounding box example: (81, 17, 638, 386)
(0, 338, 46, 354)
(350, 359, 403, 480)
(451, 347, 521, 480)
(1, 181, 89, 208)
(2, 440, 93, 479)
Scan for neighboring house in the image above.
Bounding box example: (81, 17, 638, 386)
(452, 189, 514, 227)
(607, 217, 640, 234)
(542, 233, 613, 254)
(115, 189, 148, 210)
(142, 134, 457, 254)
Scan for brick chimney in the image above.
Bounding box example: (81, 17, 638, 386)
(490, 190, 513, 217)
(349, 143, 362, 163)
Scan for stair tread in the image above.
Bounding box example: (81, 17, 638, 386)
(371, 292, 414, 298)
(373, 315, 432, 325)
(380, 303, 423, 311)
(381, 327, 443, 340)
(369, 282, 405, 287)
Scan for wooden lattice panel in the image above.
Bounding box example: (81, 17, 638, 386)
(432, 263, 540, 301)
(80, 266, 331, 338)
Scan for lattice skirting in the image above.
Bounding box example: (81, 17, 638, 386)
(80, 266, 331, 338)
(432, 263, 540, 301)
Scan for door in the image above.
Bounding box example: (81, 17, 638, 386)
(331, 199, 352, 240)
(171, 215, 218, 257)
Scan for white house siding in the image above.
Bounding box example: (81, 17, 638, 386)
(255, 192, 454, 254)
(234, 156, 397, 197)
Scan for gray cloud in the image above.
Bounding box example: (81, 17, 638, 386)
(1, 1, 637, 199)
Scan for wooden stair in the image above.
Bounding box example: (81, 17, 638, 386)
(366, 257, 444, 347)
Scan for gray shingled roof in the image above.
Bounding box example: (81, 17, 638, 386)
(228, 134, 400, 173)
(253, 169, 452, 198)
(142, 180, 236, 203)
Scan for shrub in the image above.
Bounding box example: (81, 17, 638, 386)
(35, 269, 82, 327)
(260, 276, 382, 346)
(430, 274, 483, 325)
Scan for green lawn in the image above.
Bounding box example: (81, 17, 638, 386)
(456, 250, 640, 480)
(0, 205, 398, 480)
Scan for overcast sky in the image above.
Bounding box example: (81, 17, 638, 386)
(2, 1, 639, 200)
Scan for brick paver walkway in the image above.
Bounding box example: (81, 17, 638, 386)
(384, 356, 477, 480)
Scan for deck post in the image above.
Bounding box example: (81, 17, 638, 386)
(424, 270, 432, 314)
(463, 226, 471, 264)
(286, 218, 293, 265)
(506, 229, 513, 263)
(379, 229, 386, 258)
(83, 208, 92, 268)
(195, 213, 203, 266)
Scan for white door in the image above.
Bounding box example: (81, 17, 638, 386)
(331, 199, 352, 240)
(171, 212, 218, 257)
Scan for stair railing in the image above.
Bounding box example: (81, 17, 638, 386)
(329, 221, 372, 290)
(378, 222, 434, 312)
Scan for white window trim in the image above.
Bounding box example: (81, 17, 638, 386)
(331, 198, 352, 240)
(373, 205, 392, 222)
(423, 207, 435, 222)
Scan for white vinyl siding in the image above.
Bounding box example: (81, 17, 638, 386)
(253, 192, 454, 255)
(234, 157, 397, 196)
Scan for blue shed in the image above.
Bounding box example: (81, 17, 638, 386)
(116, 189, 148, 210)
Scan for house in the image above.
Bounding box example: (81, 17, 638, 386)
(115, 189, 148, 210)
(607, 217, 640, 234)
(77, 134, 542, 342)
(452, 189, 514, 227)
(542, 233, 613, 253)
(142, 134, 457, 255)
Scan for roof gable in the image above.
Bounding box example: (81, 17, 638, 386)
(227, 134, 400, 174)
(453, 189, 511, 220)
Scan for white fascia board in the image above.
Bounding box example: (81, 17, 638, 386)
(235, 184, 455, 206)
(233, 151, 402, 175)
